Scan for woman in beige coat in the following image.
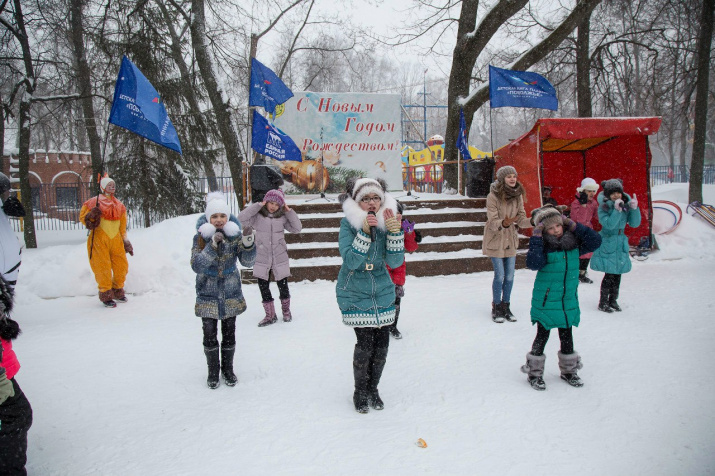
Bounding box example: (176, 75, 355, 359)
(482, 166, 532, 323)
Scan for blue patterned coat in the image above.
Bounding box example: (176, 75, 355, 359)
(191, 215, 256, 319)
(335, 194, 405, 328)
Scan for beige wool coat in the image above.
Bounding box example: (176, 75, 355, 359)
(481, 190, 532, 258)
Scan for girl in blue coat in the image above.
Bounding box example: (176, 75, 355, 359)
(590, 179, 641, 313)
(192, 193, 256, 389)
(520, 206, 601, 391)
(336, 178, 405, 413)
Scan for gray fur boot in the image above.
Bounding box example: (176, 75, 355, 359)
(520, 352, 546, 391)
(558, 351, 584, 387)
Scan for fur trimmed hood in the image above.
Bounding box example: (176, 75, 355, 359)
(342, 193, 399, 232)
(195, 214, 241, 240)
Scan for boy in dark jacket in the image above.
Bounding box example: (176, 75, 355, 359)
(520, 206, 601, 391)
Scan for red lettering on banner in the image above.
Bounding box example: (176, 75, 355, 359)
(297, 97, 308, 112)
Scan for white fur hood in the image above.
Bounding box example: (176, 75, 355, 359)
(342, 193, 398, 232)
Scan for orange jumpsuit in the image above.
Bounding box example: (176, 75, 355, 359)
(79, 194, 129, 301)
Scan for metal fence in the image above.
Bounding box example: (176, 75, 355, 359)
(650, 165, 715, 186)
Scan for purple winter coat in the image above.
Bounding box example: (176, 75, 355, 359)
(238, 202, 302, 281)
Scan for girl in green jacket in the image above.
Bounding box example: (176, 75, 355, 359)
(520, 206, 601, 391)
(336, 178, 405, 413)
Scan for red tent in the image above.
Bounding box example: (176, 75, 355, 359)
(494, 117, 662, 246)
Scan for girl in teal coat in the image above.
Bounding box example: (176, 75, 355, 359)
(520, 206, 601, 391)
(590, 179, 641, 313)
(336, 178, 404, 414)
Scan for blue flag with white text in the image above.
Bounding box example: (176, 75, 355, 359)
(456, 109, 473, 161)
(249, 58, 294, 114)
(251, 111, 301, 162)
(108, 56, 182, 154)
(488, 65, 558, 111)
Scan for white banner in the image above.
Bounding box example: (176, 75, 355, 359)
(272, 92, 402, 192)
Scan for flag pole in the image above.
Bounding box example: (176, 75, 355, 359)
(489, 106, 494, 157)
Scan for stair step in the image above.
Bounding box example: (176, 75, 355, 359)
(287, 196, 486, 214)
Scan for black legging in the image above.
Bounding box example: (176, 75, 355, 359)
(579, 258, 590, 271)
(601, 273, 622, 294)
(354, 327, 390, 353)
(257, 277, 290, 302)
(530, 323, 574, 356)
(202, 317, 236, 347)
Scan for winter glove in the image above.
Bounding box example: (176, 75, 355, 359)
(613, 199, 624, 212)
(123, 240, 134, 256)
(561, 216, 577, 232)
(85, 206, 102, 230)
(629, 193, 638, 209)
(385, 216, 401, 233)
(577, 191, 588, 205)
(242, 225, 254, 236)
(0, 372, 14, 405)
(395, 284, 405, 298)
(241, 230, 255, 248)
(532, 223, 544, 238)
(2, 195, 25, 217)
(401, 219, 414, 233)
(212, 230, 225, 248)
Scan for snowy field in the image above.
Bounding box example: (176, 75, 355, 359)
(11, 184, 715, 475)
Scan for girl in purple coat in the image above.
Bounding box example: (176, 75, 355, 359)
(238, 189, 302, 326)
(569, 178, 600, 284)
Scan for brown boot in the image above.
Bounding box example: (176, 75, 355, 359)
(112, 288, 128, 303)
(99, 290, 116, 308)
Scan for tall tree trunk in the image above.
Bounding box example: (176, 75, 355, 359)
(70, 0, 104, 186)
(190, 0, 244, 200)
(443, 0, 602, 190)
(689, 0, 714, 204)
(576, 1, 592, 118)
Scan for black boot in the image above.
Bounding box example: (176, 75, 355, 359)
(389, 305, 402, 339)
(501, 302, 517, 322)
(367, 346, 389, 410)
(598, 285, 613, 313)
(204, 346, 220, 389)
(491, 302, 505, 323)
(220, 345, 238, 387)
(352, 347, 371, 414)
(578, 271, 593, 284)
(609, 287, 622, 312)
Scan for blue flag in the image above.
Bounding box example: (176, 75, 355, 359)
(488, 65, 558, 111)
(456, 109, 473, 161)
(251, 111, 302, 162)
(249, 58, 294, 114)
(108, 56, 182, 154)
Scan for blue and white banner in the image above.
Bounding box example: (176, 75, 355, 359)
(251, 111, 301, 161)
(249, 58, 294, 115)
(489, 65, 558, 111)
(108, 56, 182, 154)
(456, 109, 473, 160)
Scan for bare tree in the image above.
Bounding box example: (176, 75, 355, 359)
(689, 0, 714, 203)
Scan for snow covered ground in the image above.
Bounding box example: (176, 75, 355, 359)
(11, 184, 715, 475)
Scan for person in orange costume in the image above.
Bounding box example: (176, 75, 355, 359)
(79, 176, 133, 308)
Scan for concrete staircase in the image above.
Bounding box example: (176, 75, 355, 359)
(242, 196, 528, 282)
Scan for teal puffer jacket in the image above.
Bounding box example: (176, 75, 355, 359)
(335, 217, 405, 328)
(527, 224, 602, 330)
(590, 192, 641, 275)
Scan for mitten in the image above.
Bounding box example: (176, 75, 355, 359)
(629, 193, 638, 209)
(395, 285, 405, 298)
(401, 219, 414, 233)
(532, 224, 544, 237)
(241, 230, 255, 248)
(577, 191, 588, 205)
(123, 240, 134, 256)
(2, 195, 25, 217)
(385, 216, 401, 233)
(0, 372, 14, 405)
(562, 216, 577, 232)
(362, 218, 371, 234)
(212, 231, 225, 248)
(85, 207, 102, 230)
(242, 225, 254, 236)
(613, 199, 624, 212)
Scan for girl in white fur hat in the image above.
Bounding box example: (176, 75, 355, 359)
(569, 178, 600, 284)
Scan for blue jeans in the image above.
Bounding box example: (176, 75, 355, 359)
(491, 256, 515, 304)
